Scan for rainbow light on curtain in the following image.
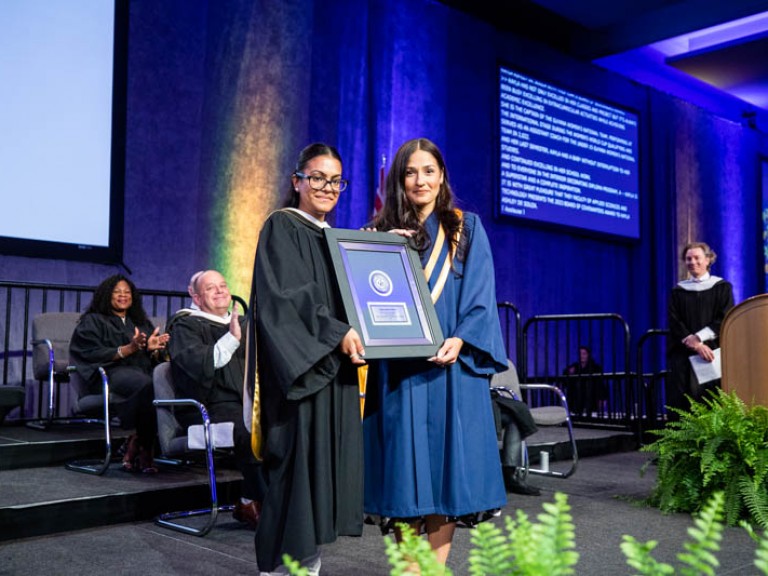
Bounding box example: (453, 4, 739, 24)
(202, 3, 311, 303)
(210, 107, 281, 304)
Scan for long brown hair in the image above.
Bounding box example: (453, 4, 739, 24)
(371, 138, 465, 260)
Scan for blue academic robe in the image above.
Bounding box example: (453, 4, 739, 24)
(363, 211, 508, 519)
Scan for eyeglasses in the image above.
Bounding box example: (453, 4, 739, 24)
(295, 171, 349, 192)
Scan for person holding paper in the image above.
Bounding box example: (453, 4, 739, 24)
(167, 269, 265, 528)
(667, 242, 734, 417)
(362, 138, 508, 566)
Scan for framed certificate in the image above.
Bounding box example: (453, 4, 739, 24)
(324, 228, 444, 359)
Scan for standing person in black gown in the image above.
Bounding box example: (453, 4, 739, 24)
(667, 241, 734, 417)
(69, 274, 169, 473)
(249, 143, 366, 575)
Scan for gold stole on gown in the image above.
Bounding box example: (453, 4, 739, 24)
(245, 323, 263, 460)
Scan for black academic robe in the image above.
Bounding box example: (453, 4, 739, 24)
(69, 312, 154, 387)
(167, 312, 265, 501)
(167, 312, 245, 406)
(667, 279, 734, 409)
(68, 312, 157, 437)
(251, 209, 363, 571)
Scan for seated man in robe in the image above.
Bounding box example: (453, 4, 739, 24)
(491, 390, 541, 496)
(167, 269, 265, 527)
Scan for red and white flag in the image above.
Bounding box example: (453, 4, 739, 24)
(373, 155, 386, 216)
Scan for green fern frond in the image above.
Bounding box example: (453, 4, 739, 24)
(740, 477, 768, 530)
(532, 493, 579, 575)
(741, 522, 768, 574)
(677, 491, 723, 576)
(753, 530, 768, 574)
(468, 521, 514, 576)
(722, 475, 745, 527)
(281, 554, 309, 576)
(620, 535, 675, 575)
(385, 523, 452, 576)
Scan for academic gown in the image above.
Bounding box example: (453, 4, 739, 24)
(69, 312, 154, 387)
(363, 211, 508, 522)
(167, 312, 265, 501)
(667, 278, 734, 407)
(167, 312, 246, 406)
(251, 209, 363, 571)
(68, 312, 157, 435)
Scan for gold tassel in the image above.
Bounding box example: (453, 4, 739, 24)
(243, 321, 262, 460)
(357, 364, 368, 419)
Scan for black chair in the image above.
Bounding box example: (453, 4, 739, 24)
(491, 359, 578, 478)
(28, 312, 82, 428)
(152, 361, 235, 536)
(64, 366, 124, 475)
(29, 311, 136, 475)
(0, 383, 25, 425)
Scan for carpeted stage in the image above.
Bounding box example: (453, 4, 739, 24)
(0, 424, 758, 575)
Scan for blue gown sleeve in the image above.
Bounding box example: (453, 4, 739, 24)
(452, 213, 509, 375)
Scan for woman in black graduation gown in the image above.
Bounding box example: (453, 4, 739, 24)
(667, 242, 734, 417)
(250, 143, 366, 575)
(69, 274, 169, 472)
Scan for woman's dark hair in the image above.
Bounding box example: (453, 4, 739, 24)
(82, 274, 150, 326)
(371, 138, 465, 260)
(282, 142, 344, 208)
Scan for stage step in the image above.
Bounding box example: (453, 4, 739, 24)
(0, 423, 244, 541)
(0, 422, 637, 542)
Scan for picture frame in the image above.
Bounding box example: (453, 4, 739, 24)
(324, 228, 444, 359)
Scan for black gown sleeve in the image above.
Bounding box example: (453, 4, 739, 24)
(69, 313, 155, 384)
(254, 212, 351, 400)
(168, 316, 218, 402)
(168, 315, 246, 405)
(69, 314, 118, 383)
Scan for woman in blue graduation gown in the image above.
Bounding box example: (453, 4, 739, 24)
(363, 138, 508, 566)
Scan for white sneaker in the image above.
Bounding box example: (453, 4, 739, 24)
(259, 565, 290, 576)
(304, 551, 321, 576)
(260, 552, 320, 576)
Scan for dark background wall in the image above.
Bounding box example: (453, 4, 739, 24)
(2, 0, 767, 350)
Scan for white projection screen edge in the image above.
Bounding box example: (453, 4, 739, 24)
(0, 0, 128, 263)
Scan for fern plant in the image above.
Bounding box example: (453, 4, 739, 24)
(384, 523, 453, 576)
(743, 522, 768, 574)
(282, 491, 768, 575)
(641, 389, 768, 528)
(467, 492, 578, 576)
(621, 491, 724, 575)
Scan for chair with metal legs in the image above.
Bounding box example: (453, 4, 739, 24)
(28, 312, 82, 428)
(64, 366, 123, 475)
(152, 361, 234, 536)
(491, 359, 578, 479)
(29, 312, 127, 475)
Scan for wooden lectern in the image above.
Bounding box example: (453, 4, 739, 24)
(721, 293, 768, 406)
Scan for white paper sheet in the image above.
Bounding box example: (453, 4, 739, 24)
(689, 348, 721, 385)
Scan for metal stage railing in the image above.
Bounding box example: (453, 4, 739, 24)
(0, 280, 190, 421)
